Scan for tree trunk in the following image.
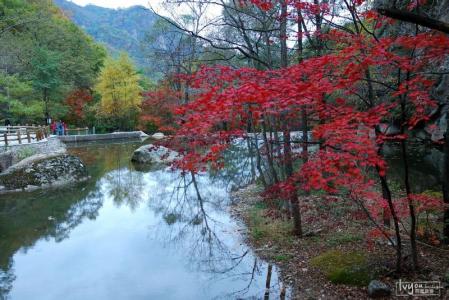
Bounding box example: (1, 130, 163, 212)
(376, 160, 402, 273)
(261, 115, 279, 184)
(400, 90, 418, 270)
(442, 110, 449, 244)
(284, 127, 303, 237)
(280, 0, 302, 236)
(43, 88, 49, 125)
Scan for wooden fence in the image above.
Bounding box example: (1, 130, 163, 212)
(0, 126, 49, 146)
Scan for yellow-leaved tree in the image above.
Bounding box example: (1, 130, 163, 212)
(96, 53, 142, 130)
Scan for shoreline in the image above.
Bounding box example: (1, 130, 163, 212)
(230, 184, 449, 299)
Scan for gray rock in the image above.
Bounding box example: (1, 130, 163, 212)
(151, 132, 165, 140)
(0, 154, 88, 193)
(131, 144, 178, 165)
(0, 152, 13, 173)
(368, 280, 391, 298)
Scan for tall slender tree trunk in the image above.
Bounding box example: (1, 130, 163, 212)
(284, 125, 303, 237)
(401, 138, 418, 270)
(376, 149, 402, 273)
(314, 0, 324, 55)
(442, 110, 449, 244)
(400, 87, 418, 270)
(261, 115, 279, 184)
(254, 134, 268, 188)
(43, 88, 49, 125)
(297, 3, 309, 165)
(280, 0, 302, 236)
(251, 116, 268, 188)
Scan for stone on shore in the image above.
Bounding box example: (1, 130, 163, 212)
(367, 280, 391, 298)
(131, 144, 178, 165)
(0, 154, 88, 193)
(151, 132, 165, 140)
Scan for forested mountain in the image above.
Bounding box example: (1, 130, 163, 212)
(54, 0, 159, 76)
(0, 0, 106, 124)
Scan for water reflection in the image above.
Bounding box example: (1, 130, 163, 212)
(105, 170, 145, 211)
(0, 141, 286, 300)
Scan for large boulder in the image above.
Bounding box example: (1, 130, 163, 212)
(131, 144, 178, 165)
(0, 154, 88, 193)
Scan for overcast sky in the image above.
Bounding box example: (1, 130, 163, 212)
(69, 0, 221, 20)
(70, 0, 156, 9)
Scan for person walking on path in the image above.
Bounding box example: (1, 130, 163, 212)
(56, 120, 63, 136)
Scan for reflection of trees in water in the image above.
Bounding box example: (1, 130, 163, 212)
(103, 169, 145, 211)
(0, 142, 143, 299)
(68, 141, 142, 180)
(0, 180, 105, 300)
(0, 140, 287, 299)
(52, 189, 104, 242)
(149, 170, 282, 298)
(210, 139, 257, 191)
(0, 261, 15, 300)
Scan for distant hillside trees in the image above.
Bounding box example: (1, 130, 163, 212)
(0, 0, 106, 125)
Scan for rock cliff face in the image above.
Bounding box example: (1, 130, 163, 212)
(374, 0, 449, 140)
(0, 154, 88, 193)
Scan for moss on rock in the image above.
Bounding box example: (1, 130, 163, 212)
(0, 154, 88, 192)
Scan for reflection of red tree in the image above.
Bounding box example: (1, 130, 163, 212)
(65, 89, 93, 125)
(139, 83, 181, 134)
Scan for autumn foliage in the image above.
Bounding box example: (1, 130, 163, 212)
(64, 89, 93, 125)
(150, 0, 449, 272)
(139, 83, 180, 134)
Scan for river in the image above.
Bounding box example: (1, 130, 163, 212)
(0, 140, 285, 300)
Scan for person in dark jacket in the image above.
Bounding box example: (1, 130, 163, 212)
(56, 121, 63, 136)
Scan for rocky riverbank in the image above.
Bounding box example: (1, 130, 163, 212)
(230, 184, 449, 299)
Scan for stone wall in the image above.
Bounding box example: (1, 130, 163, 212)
(57, 131, 145, 143)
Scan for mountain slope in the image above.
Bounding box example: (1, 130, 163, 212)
(54, 0, 158, 76)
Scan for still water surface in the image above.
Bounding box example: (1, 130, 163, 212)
(0, 141, 284, 300)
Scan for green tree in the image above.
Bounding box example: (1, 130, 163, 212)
(96, 53, 142, 130)
(30, 47, 60, 124)
(0, 0, 106, 125)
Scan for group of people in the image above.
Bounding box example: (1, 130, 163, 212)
(50, 120, 68, 136)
